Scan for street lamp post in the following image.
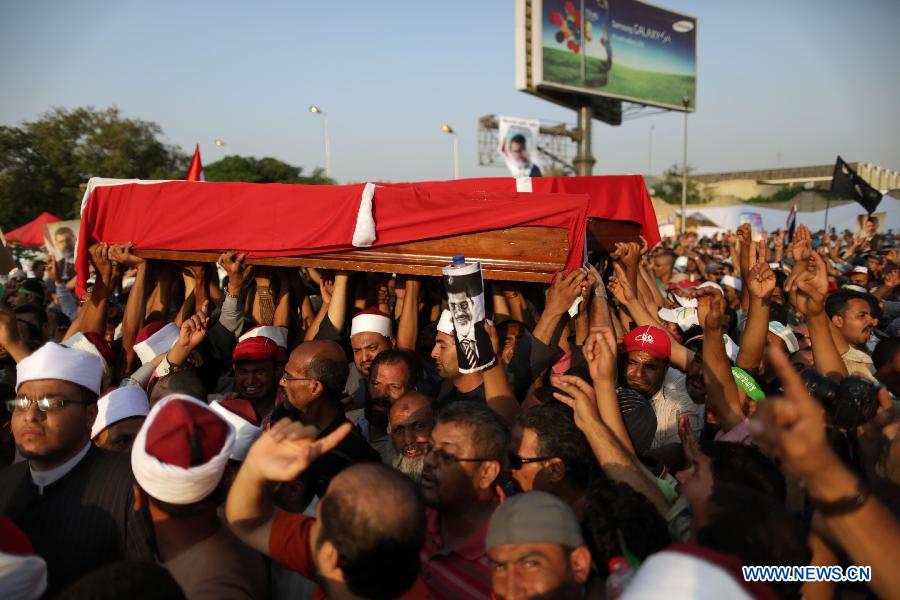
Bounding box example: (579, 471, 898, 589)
(309, 105, 331, 178)
(680, 97, 690, 235)
(440, 124, 460, 179)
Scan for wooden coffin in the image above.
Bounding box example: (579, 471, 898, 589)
(133, 218, 644, 283)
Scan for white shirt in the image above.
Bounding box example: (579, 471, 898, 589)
(30, 442, 91, 494)
(650, 369, 704, 450)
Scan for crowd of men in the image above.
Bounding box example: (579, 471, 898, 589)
(0, 219, 898, 600)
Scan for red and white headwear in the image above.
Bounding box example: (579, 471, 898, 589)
(436, 309, 455, 335)
(134, 322, 180, 365)
(17, 342, 103, 395)
(0, 516, 47, 600)
(233, 337, 281, 363)
(131, 395, 235, 505)
(621, 326, 672, 361)
(238, 325, 288, 349)
(210, 398, 263, 461)
(351, 308, 392, 338)
(91, 386, 150, 439)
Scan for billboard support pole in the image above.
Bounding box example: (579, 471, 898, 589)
(680, 97, 690, 234)
(573, 104, 595, 176)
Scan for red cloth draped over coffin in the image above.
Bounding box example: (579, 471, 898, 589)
(75, 175, 657, 294)
(380, 175, 660, 248)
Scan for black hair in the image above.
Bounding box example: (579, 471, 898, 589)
(306, 351, 350, 398)
(700, 440, 786, 504)
(444, 271, 484, 297)
(697, 485, 811, 600)
(317, 464, 426, 599)
(825, 289, 879, 320)
(517, 402, 595, 490)
(872, 337, 900, 371)
(370, 348, 422, 389)
(581, 480, 671, 578)
(436, 400, 510, 463)
(149, 370, 208, 406)
(57, 560, 187, 600)
(509, 133, 527, 147)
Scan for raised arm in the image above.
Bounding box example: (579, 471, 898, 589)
(79, 243, 114, 337)
(736, 240, 775, 371)
(532, 270, 585, 348)
(696, 288, 744, 432)
(482, 321, 519, 425)
(581, 325, 633, 454)
(396, 277, 420, 351)
(751, 348, 900, 599)
(111, 244, 148, 374)
(226, 419, 352, 554)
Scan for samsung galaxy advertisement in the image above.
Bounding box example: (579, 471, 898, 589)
(520, 0, 697, 111)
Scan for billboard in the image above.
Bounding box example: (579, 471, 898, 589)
(517, 0, 697, 112)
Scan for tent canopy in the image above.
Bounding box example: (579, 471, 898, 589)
(6, 212, 60, 247)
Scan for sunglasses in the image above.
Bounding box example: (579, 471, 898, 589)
(508, 453, 555, 470)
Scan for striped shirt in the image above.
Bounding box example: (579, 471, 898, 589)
(420, 503, 499, 600)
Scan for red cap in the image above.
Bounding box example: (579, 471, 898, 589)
(668, 280, 700, 290)
(144, 399, 230, 468)
(232, 336, 280, 363)
(135, 320, 168, 345)
(621, 326, 671, 361)
(83, 331, 115, 366)
(217, 397, 261, 426)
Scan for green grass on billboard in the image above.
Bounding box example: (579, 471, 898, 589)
(542, 47, 695, 108)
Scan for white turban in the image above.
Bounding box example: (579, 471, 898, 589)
(16, 342, 103, 395)
(131, 394, 235, 505)
(210, 399, 263, 461)
(91, 386, 150, 439)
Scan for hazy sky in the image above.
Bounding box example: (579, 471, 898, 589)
(2, 0, 898, 184)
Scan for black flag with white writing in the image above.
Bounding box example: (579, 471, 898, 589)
(830, 156, 882, 214)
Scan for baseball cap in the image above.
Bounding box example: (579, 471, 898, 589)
(621, 326, 671, 361)
(767, 321, 799, 354)
(486, 491, 584, 550)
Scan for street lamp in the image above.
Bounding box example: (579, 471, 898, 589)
(309, 105, 331, 178)
(214, 138, 228, 155)
(680, 97, 690, 235)
(440, 124, 459, 179)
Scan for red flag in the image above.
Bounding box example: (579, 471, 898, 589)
(186, 144, 205, 182)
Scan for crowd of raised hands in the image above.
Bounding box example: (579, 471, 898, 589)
(1, 220, 899, 600)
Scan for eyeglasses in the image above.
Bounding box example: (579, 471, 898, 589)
(508, 453, 555, 470)
(7, 395, 88, 413)
(426, 446, 493, 465)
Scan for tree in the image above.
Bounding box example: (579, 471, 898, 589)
(204, 155, 335, 185)
(0, 106, 188, 228)
(651, 164, 707, 205)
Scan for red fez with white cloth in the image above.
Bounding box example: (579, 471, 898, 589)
(210, 398, 262, 461)
(238, 325, 288, 349)
(233, 336, 281, 363)
(91, 386, 150, 439)
(134, 322, 180, 365)
(0, 516, 47, 600)
(350, 308, 392, 338)
(16, 342, 103, 395)
(131, 395, 234, 505)
(621, 326, 672, 361)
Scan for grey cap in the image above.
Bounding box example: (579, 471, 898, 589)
(486, 491, 584, 550)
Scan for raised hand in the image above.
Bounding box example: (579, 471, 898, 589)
(170, 300, 210, 364)
(245, 418, 352, 482)
(736, 223, 752, 247)
(109, 243, 144, 268)
(607, 263, 636, 305)
(612, 241, 641, 270)
(583, 325, 617, 382)
(218, 251, 253, 296)
(545, 269, 586, 316)
(45, 255, 61, 284)
(789, 225, 812, 263)
(695, 286, 725, 332)
(89, 243, 113, 286)
(551, 374, 601, 432)
(746, 254, 776, 301)
(749, 346, 829, 481)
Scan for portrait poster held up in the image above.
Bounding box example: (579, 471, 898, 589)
(441, 259, 496, 374)
(497, 115, 543, 178)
